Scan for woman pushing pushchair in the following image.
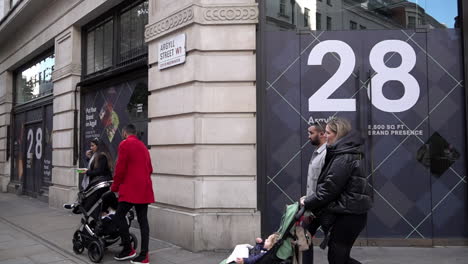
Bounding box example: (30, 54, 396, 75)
(64, 137, 113, 216)
(63, 137, 138, 263)
(300, 117, 373, 264)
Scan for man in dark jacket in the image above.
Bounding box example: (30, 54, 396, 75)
(301, 118, 372, 264)
(112, 124, 154, 264)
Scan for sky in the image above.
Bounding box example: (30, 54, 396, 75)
(408, 0, 459, 27)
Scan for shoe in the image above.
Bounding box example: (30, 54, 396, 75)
(131, 253, 150, 264)
(114, 247, 137, 261)
(63, 203, 75, 209)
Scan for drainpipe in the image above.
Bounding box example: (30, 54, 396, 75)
(73, 83, 80, 166)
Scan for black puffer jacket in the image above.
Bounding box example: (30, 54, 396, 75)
(304, 131, 372, 215)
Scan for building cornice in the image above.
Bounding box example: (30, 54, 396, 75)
(145, 3, 258, 43)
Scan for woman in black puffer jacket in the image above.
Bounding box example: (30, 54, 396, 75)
(301, 117, 372, 264)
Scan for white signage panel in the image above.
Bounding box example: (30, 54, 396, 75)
(158, 33, 186, 70)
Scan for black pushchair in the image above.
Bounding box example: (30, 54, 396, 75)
(65, 180, 138, 263)
(220, 203, 308, 264)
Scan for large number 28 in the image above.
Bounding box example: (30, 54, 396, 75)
(308, 40, 419, 113)
(27, 128, 42, 160)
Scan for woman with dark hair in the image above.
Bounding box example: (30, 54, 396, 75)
(64, 137, 115, 216)
(300, 117, 372, 264)
(82, 137, 113, 189)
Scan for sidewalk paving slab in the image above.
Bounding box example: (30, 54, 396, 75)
(1, 192, 468, 264)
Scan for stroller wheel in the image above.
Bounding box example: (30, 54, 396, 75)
(129, 233, 138, 251)
(87, 240, 104, 263)
(72, 231, 84, 254)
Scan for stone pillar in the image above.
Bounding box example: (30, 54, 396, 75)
(49, 27, 81, 208)
(145, 0, 259, 251)
(0, 71, 12, 192)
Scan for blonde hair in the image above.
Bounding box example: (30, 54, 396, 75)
(269, 233, 281, 247)
(327, 117, 352, 141)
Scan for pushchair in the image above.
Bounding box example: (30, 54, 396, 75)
(220, 203, 307, 264)
(65, 180, 138, 263)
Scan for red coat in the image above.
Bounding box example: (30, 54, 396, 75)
(111, 135, 155, 204)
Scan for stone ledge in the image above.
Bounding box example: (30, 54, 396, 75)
(149, 205, 260, 251)
(148, 82, 255, 117)
(151, 145, 256, 176)
(145, 3, 258, 43)
(153, 174, 257, 209)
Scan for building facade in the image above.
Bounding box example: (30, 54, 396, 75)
(0, 0, 467, 252)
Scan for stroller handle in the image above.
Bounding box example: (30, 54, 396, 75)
(294, 206, 305, 221)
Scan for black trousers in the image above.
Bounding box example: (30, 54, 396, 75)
(115, 202, 150, 254)
(327, 213, 367, 264)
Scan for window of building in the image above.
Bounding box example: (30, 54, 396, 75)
(360, 25, 367, 30)
(327, 0, 332, 6)
(10, 0, 20, 8)
(327, 16, 332, 30)
(408, 16, 416, 28)
(84, 0, 148, 78)
(119, 1, 149, 65)
(316, 12, 322, 30)
(350, 20, 357, 30)
(15, 52, 55, 104)
(86, 19, 113, 75)
(304, 8, 310, 27)
(279, 0, 287, 16)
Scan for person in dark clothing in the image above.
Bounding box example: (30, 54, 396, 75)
(300, 117, 372, 264)
(64, 138, 114, 218)
(82, 137, 113, 189)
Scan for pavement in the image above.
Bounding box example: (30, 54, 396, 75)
(0, 192, 467, 264)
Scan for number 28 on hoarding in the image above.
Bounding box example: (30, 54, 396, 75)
(308, 40, 419, 113)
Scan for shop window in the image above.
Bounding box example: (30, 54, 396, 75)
(350, 20, 358, 30)
(84, 0, 148, 79)
(15, 53, 55, 104)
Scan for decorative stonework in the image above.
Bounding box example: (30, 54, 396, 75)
(145, 4, 258, 43)
(203, 6, 258, 23)
(145, 6, 194, 43)
(52, 63, 81, 82)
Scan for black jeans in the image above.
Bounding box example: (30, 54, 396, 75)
(327, 213, 367, 264)
(115, 202, 150, 254)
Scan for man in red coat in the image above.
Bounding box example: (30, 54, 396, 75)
(112, 124, 155, 264)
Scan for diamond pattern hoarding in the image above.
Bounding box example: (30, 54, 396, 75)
(263, 29, 467, 242)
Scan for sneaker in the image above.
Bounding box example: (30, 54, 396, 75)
(63, 203, 75, 209)
(114, 247, 137, 261)
(131, 253, 149, 264)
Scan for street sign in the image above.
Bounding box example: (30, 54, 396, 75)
(158, 33, 186, 70)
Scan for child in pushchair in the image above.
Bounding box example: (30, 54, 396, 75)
(220, 203, 311, 264)
(64, 180, 138, 263)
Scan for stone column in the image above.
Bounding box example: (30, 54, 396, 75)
(145, 0, 259, 251)
(49, 26, 81, 208)
(0, 71, 12, 192)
